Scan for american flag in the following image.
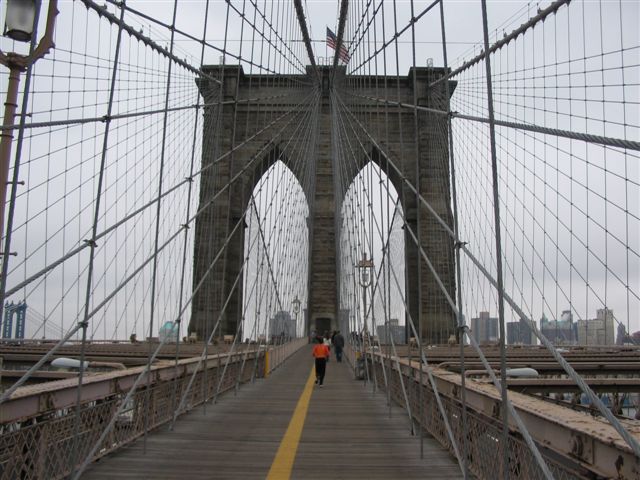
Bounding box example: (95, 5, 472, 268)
(326, 27, 350, 64)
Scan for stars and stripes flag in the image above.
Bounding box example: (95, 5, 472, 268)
(326, 27, 350, 64)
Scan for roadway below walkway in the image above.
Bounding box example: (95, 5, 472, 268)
(84, 346, 462, 479)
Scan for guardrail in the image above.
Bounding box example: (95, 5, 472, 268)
(266, 337, 308, 374)
(0, 337, 306, 479)
(347, 346, 639, 480)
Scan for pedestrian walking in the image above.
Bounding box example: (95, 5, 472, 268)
(323, 331, 331, 362)
(333, 330, 345, 362)
(312, 337, 330, 387)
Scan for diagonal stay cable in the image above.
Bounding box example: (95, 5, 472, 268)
(3, 91, 317, 300)
(171, 92, 318, 422)
(333, 94, 466, 471)
(80, 0, 221, 84)
(334, 89, 640, 458)
(293, 0, 320, 83)
(331, 0, 349, 81)
(345, 92, 640, 151)
(0, 91, 317, 405)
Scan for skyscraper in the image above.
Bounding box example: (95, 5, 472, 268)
(540, 312, 575, 345)
(507, 318, 535, 345)
(471, 311, 499, 344)
(576, 308, 615, 345)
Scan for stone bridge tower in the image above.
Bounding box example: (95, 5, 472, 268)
(189, 65, 457, 345)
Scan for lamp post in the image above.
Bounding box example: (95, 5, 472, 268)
(0, 0, 58, 242)
(357, 253, 374, 341)
(291, 295, 301, 337)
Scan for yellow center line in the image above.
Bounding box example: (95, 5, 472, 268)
(266, 365, 316, 480)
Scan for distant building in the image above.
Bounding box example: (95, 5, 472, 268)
(158, 321, 178, 343)
(269, 310, 296, 340)
(471, 311, 498, 344)
(616, 323, 626, 346)
(615, 324, 639, 346)
(507, 318, 535, 345)
(540, 312, 575, 345)
(577, 308, 615, 346)
(376, 318, 405, 345)
(3, 301, 27, 339)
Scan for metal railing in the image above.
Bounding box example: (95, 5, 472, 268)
(0, 338, 306, 479)
(347, 345, 638, 480)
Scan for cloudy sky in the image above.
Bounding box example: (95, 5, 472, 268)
(0, 0, 636, 341)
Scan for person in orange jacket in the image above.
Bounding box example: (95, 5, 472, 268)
(312, 336, 330, 387)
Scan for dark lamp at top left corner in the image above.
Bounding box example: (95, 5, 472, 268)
(3, 0, 37, 43)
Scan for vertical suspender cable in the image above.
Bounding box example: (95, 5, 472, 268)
(479, 0, 510, 476)
(69, 2, 128, 476)
(0, 1, 42, 309)
(439, 1, 469, 477)
(409, 0, 425, 459)
(169, 0, 213, 427)
(143, 0, 180, 452)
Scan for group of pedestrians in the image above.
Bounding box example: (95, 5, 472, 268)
(311, 330, 345, 387)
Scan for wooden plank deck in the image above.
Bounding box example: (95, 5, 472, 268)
(84, 346, 463, 479)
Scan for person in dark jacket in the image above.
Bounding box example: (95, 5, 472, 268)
(333, 330, 345, 362)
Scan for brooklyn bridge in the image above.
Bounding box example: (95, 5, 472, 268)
(0, 0, 638, 478)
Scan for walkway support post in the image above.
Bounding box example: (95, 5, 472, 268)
(0, 0, 58, 240)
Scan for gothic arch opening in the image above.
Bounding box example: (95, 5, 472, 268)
(338, 161, 406, 343)
(242, 160, 309, 341)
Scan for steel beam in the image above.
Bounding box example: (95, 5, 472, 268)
(0, 350, 258, 424)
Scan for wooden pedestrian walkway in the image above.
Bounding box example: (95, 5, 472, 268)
(84, 346, 463, 479)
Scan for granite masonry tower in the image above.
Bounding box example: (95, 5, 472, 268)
(189, 65, 457, 345)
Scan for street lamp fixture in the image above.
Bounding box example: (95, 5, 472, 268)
(291, 295, 301, 337)
(4, 0, 37, 42)
(361, 265, 370, 286)
(292, 295, 301, 315)
(356, 253, 374, 338)
(357, 253, 373, 287)
(0, 0, 58, 244)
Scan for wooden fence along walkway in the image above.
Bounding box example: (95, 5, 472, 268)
(84, 345, 462, 479)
